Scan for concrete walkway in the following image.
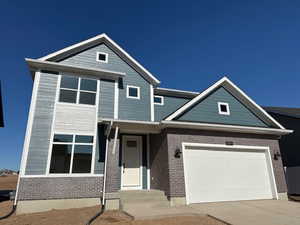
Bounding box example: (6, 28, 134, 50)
(190, 200, 300, 225)
(124, 200, 300, 224)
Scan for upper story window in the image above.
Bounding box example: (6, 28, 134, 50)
(126, 85, 140, 99)
(50, 134, 94, 174)
(59, 75, 97, 105)
(218, 102, 230, 115)
(96, 52, 108, 63)
(154, 95, 164, 105)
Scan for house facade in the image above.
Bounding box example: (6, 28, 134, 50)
(16, 34, 293, 214)
(264, 107, 300, 197)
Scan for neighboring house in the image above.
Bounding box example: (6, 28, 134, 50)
(0, 81, 4, 127)
(15, 33, 293, 214)
(264, 107, 300, 196)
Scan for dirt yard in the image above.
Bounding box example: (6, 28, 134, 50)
(0, 201, 225, 225)
(0, 175, 18, 190)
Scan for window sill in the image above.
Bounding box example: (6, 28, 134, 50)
(56, 102, 96, 108)
(21, 174, 104, 178)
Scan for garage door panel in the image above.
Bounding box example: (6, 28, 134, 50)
(184, 147, 274, 204)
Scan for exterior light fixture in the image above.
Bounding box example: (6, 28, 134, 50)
(174, 148, 182, 158)
(274, 152, 281, 160)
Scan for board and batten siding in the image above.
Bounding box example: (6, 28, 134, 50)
(25, 72, 58, 175)
(54, 103, 96, 134)
(154, 96, 190, 121)
(177, 87, 268, 127)
(60, 43, 151, 121)
(99, 79, 114, 118)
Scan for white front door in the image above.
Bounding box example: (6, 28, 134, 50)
(122, 136, 142, 190)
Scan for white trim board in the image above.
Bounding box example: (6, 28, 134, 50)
(218, 102, 230, 115)
(26, 58, 125, 80)
(154, 95, 164, 106)
(161, 120, 293, 135)
(181, 142, 278, 204)
(37, 33, 160, 85)
(96, 52, 108, 63)
(165, 77, 286, 130)
(150, 85, 154, 121)
(126, 85, 140, 100)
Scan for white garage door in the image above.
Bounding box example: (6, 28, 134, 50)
(183, 144, 277, 204)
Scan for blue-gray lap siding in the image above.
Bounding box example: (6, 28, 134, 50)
(25, 72, 58, 175)
(99, 79, 114, 118)
(177, 87, 268, 127)
(154, 96, 190, 121)
(60, 43, 151, 121)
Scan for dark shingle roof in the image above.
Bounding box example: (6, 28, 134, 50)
(263, 106, 300, 119)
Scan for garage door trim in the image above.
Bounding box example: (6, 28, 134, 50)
(182, 142, 279, 204)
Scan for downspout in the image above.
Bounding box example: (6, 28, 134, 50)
(86, 121, 118, 225)
(102, 121, 114, 205)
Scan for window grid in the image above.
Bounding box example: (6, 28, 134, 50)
(50, 134, 94, 174)
(59, 76, 97, 105)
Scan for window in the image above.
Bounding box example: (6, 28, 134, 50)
(218, 102, 230, 115)
(154, 95, 164, 105)
(96, 52, 108, 63)
(50, 134, 94, 174)
(59, 75, 97, 105)
(126, 85, 140, 99)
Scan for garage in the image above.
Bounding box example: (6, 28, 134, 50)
(182, 143, 278, 204)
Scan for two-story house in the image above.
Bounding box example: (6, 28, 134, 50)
(15, 34, 292, 214)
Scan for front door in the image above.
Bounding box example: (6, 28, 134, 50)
(122, 136, 142, 190)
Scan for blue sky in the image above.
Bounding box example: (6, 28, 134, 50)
(1, 1, 300, 170)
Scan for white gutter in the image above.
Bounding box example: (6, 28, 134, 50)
(99, 118, 292, 136)
(161, 120, 293, 135)
(25, 58, 126, 80)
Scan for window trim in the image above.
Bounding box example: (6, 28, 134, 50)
(59, 76, 97, 106)
(96, 52, 108, 63)
(218, 102, 230, 115)
(48, 133, 95, 175)
(126, 85, 140, 100)
(154, 95, 164, 105)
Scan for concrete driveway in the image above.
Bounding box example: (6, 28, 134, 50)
(190, 200, 300, 225)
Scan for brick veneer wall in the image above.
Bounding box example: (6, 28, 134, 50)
(18, 176, 103, 200)
(149, 130, 170, 196)
(105, 131, 121, 193)
(165, 128, 287, 198)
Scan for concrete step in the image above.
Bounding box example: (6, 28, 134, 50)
(122, 201, 171, 211)
(120, 190, 166, 197)
(120, 190, 170, 212)
(121, 194, 168, 202)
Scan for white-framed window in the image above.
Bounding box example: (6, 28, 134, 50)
(59, 75, 97, 105)
(154, 95, 164, 105)
(218, 102, 230, 115)
(126, 85, 140, 99)
(96, 52, 108, 63)
(49, 134, 94, 174)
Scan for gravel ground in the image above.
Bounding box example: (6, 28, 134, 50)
(0, 201, 225, 225)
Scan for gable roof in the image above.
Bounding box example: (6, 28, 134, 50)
(38, 33, 160, 85)
(165, 77, 285, 129)
(264, 106, 300, 119)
